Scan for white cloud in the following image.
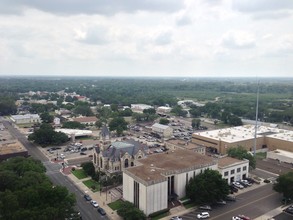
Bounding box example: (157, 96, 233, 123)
(0, 1, 292, 77)
(221, 30, 256, 49)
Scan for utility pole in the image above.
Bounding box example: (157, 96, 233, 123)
(254, 81, 259, 155)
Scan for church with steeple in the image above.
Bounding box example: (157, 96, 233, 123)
(93, 125, 148, 176)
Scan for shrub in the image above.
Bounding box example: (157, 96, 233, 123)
(148, 208, 170, 218)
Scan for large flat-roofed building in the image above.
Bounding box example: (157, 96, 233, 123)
(0, 140, 28, 161)
(123, 149, 217, 215)
(217, 157, 249, 184)
(165, 139, 205, 155)
(152, 123, 173, 138)
(10, 114, 41, 125)
(192, 125, 293, 154)
(72, 116, 97, 126)
(131, 104, 153, 113)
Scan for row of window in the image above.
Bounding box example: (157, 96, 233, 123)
(224, 166, 247, 176)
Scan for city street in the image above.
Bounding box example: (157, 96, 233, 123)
(1, 117, 104, 220)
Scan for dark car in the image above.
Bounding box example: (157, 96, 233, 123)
(97, 207, 106, 215)
(230, 185, 238, 193)
(80, 152, 87, 155)
(84, 194, 92, 201)
(225, 195, 236, 201)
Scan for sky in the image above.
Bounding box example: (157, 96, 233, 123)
(0, 0, 292, 78)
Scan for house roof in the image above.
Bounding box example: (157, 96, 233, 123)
(152, 123, 170, 130)
(102, 139, 147, 161)
(72, 116, 97, 123)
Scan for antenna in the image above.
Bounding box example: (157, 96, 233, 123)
(253, 81, 259, 155)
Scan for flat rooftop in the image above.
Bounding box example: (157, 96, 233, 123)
(218, 156, 247, 168)
(193, 125, 293, 143)
(0, 140, 27, 155)
(55, 129, 92, 137)
(166, 139, 203, 150)
(125, 149, 216, 184)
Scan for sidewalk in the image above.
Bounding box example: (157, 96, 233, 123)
(254, 205, 289, 220)
(66, 172, 122, 220)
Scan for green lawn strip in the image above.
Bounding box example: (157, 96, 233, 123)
(82, 179, 100, 192)
(71, 169, 88, 179)
(108, 199, 124, 211)
(183, 202, 197, 209)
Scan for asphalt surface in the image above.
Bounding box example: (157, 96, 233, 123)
(1, 117, 104, 220)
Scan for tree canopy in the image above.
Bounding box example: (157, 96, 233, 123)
(117, 201, 146, 220)
(108, 117, 128, 136)
(62, 121, 85, 129)
(159, 118, 169, 125)
(186, 169, 230, 205)
(0, 157, 76, 220)
(273, 171, 293, 201)
(227, 146, 256, 169)
(28, 123, 68, 147)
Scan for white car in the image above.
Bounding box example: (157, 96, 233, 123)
(197, 212, 210, 219)
(91, 200, 99, 208)
(233, 182, 244, 189)
(232, 217, 241, 220)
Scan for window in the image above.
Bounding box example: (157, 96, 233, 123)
(224, 171, 229, 176)
(243, 166, 247, 171)
(230, 169, 235, 175)
(237, 168, 241, 173)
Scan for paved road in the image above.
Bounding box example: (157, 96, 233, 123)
(1, 118, 105, 220)
(183, 183, 283, 220)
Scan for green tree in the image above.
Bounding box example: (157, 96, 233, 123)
(28, 123, 68, 146)
(159, 118, 169, 125)
(192, 118, 201, 129)
(0, 96, 17, 115)
(62, 121, 85, 129)
(227, 146, 256, 169)
(117, 201, 146, 220)
(171, 105, 187, 117)
(40, 112, 54, 123)
(81, 162, 96, 177)
(109, 117, 128, 136)
(186, 169, 229, 205)
(273, 171, 293, 201)
(0, 157, 76, 220)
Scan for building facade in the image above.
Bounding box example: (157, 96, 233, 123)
(217, 157, 249, 184)
(123, 149, 217, 215)
(192, 125, 293, 154)
(10, 114, 41, 125)
(152, 123, 173, 138)
(93, 139, 148, 175)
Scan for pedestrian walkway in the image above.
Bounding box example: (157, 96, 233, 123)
(254, 205, 289, 220)
(66, 172, 122, 220)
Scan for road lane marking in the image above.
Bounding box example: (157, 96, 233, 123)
(209, 191, 278, 219)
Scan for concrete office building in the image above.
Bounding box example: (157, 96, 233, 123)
(123, 149, 217, 215)
(192, 125, 293, 154)
(151, 123, 173, 138)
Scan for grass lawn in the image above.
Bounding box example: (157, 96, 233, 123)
(183, 202, 196, 209)
(82, 179, 100, 192)
(71, 169, 88, 179)
(108, 199, 125, 211)
(255, 152, 267, 159)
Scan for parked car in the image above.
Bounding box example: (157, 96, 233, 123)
(199, 205, 212, 211)
(80, 152, 87, 155)
(170, 216, 182, 220)
(225, 195, 236, 201)
(232, 216, 242, 220)
(230, 185, 238, 193)
(197, 212, 210, 219)
(83, 194, 92, 201)
(284, 205, 293, 215)
(97, 207, 106, 215)
(232, 182, 244, 189)
(237, 214, 251, 220)
(215, 199, 226, 205)
(91, 200, 99, 208)
(240, 179, 252, 186)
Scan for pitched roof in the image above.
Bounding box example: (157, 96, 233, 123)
(72, 116, 97, 123)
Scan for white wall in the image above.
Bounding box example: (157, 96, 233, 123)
(123, 173, 134, 203)
(144, 181, 168, 215)
(219, 161, 249, 184)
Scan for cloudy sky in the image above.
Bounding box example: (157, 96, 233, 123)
(0, 0, 292, 77)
